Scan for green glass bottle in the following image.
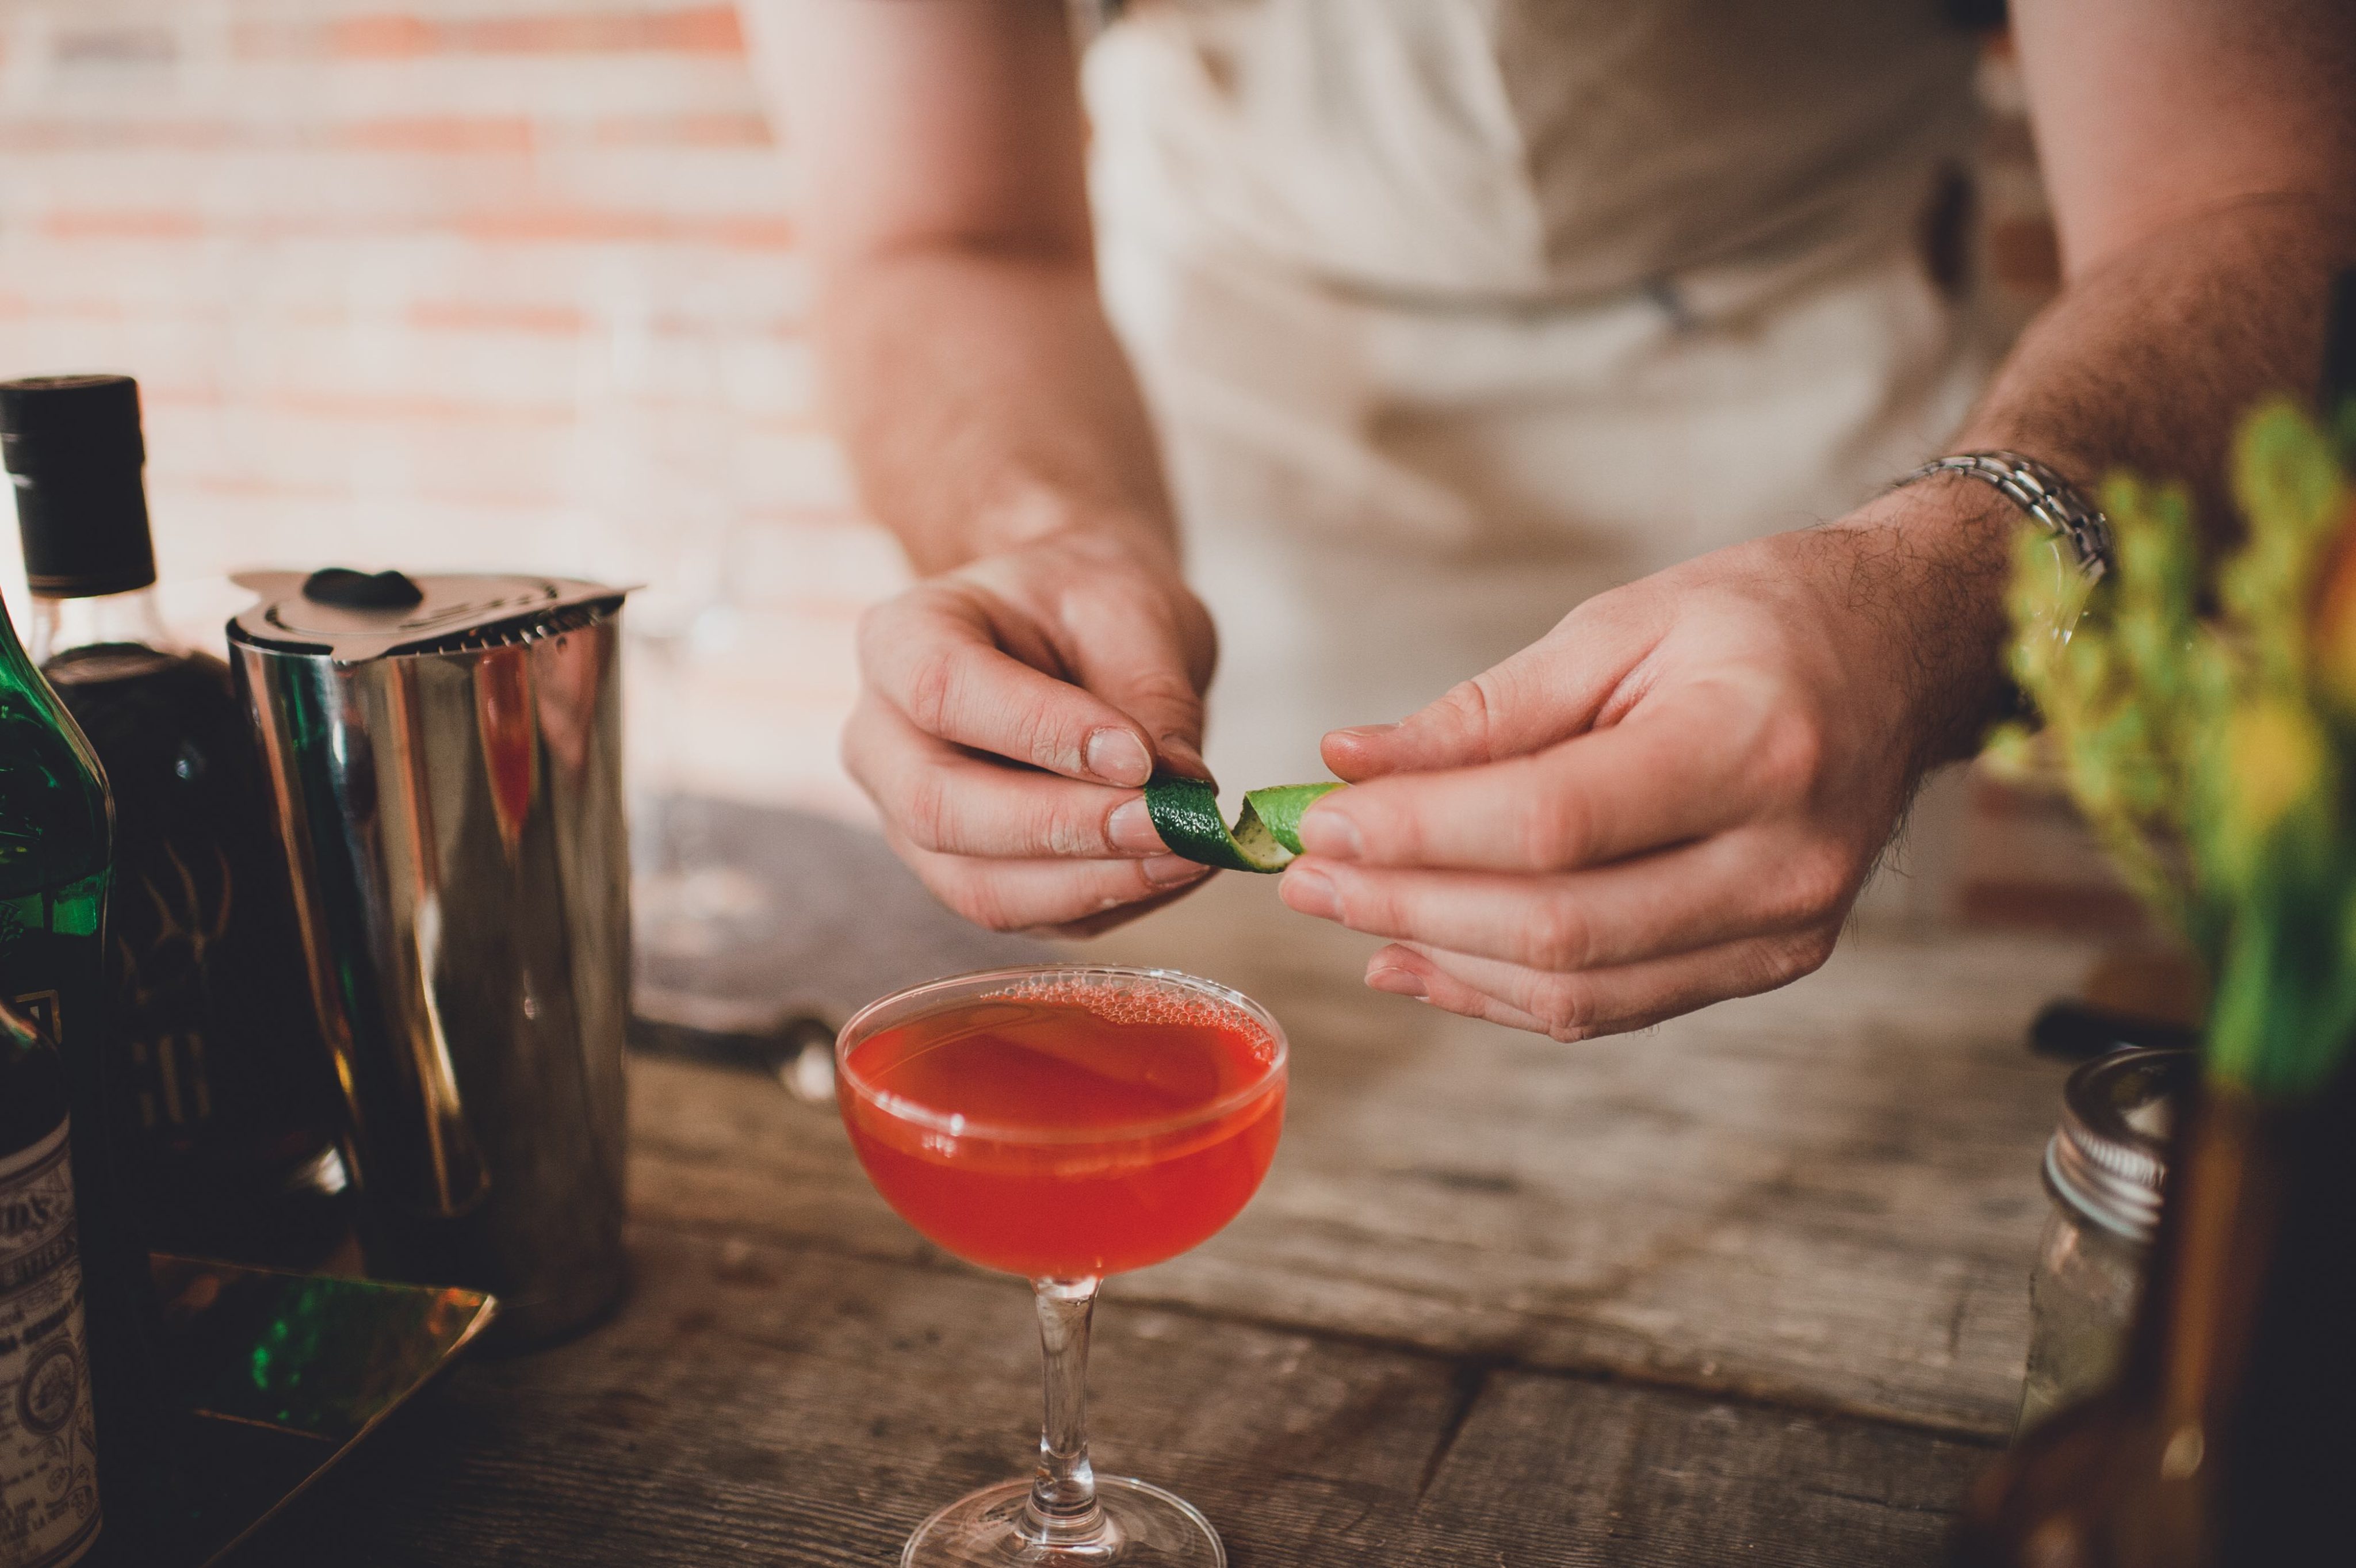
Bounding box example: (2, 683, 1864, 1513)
(0, 377, 156, 1552)
(0, 563, 113, 1205)
(0, 635, 109, 1092)
(0, 379, 116, 1073)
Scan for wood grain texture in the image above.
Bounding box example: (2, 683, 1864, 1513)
(1410, 1372, 1993, 1566)
(634, 867, 2086, 1437)
(227, 1227, 1991, 1567)
(226, 812, 2083, 1562)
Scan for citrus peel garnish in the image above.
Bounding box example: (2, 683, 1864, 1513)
(1143, 775, 1344, 873)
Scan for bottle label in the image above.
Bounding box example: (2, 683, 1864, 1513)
(0, 1122, 99, 1568)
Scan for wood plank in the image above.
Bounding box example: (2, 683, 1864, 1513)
(1403, 1371, 1994, 1566)
(632, 861, 2088, 1437)
(228, 1224, 1458, 1566)
(223, 1225, 1991, 1567)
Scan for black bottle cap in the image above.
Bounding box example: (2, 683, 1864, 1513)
(0, 373, 157, 598)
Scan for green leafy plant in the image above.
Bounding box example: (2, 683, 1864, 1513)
(1987, 400, 2356, 1097)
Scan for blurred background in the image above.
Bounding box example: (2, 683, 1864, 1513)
(0, 0, 2131, 934)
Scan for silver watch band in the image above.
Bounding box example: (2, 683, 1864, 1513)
(1898, 450, 2114, 583)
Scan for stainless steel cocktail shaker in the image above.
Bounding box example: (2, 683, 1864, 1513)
(230, 569, 630, 1345)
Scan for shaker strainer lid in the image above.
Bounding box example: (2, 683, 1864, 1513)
(2043, 1046, 2197, 1242)
(228, 569, 625, 663)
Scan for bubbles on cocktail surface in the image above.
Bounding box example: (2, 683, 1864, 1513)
(979, 973, 1279, 1065)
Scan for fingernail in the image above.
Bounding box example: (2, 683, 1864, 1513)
(1085, 728, 1152, 786)
(1366, 963, 1426, 999)
(1107, 797, 1164, 853)
(1297, 808, 1363, 860)
(1334, 722, 1399, 741)
(1280, 865, 1337, 919)
(1142, 853, 1208, 887)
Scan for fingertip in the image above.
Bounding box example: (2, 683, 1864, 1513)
(1294, 798, 1364, 860)
(1105, 795, 1166, 854)
(1277, 860, 1337, 920)
(1365, 947, 1428, 999)
(1141, 854, 1213, 889)
(1153, 732, 1214, 783)
(1321, 722, 1401, 782)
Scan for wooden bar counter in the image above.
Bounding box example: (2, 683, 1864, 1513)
(238, 809, 2084, 1566)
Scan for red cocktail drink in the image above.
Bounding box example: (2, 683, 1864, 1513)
(835, 966, 1288, 1568)
(840, 976, 1284, 1278)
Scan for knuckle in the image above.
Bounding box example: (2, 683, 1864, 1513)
(1523, 896, 1593, 971)
(1125, 666, 1203, 720)
(1532, 978, 1594, 1041)
(950, 879, 1024, 933)
(1521, 787, 1594, 870)
(1322, 870, 1374, 930)
(1753, 709, 1826, 800)
(1785, 928, 1838, 979)
(1007, 702, 1072, 771)
(1777, 844, 1856, 925)
(1754, 930, 1836, 991)
(900, 770, 955, 854)
(1429, 678, 1500, 758)
(901, 644, 962, 736)
(1040, 798, 1104, 858)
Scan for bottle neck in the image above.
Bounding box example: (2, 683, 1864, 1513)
(30, 587, 182, 666)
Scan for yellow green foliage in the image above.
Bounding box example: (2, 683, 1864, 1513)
(1989, 400, 2356, 1097)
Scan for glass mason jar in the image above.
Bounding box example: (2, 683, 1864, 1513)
(2019, 1047, 2197, 1433)
(1958, 1047, 2356, 1566)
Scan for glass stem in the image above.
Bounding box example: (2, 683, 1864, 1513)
(1025, 1276, 1106, 1544)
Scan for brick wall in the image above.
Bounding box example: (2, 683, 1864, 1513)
(0, 3, 2122, 925)
(0, 0, 898, 815)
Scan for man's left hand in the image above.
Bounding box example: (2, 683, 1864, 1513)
(1278, 506, 2005, 1039)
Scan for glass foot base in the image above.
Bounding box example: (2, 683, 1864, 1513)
(901, 1477, 1226, 1567)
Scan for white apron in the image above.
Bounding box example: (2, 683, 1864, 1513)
(1083, 0, 1997, 788)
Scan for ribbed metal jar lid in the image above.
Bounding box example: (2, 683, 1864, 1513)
(2043, 1046, 2197, 1244)
(227, 569, 625, 663)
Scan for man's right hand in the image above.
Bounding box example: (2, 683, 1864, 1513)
(753, 0, 1222, 932)
(843, 526, 1219, 935)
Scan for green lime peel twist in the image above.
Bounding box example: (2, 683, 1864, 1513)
(1143, 774, 1345, 873)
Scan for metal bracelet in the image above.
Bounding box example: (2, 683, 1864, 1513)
(1897, 450, 2114, 583)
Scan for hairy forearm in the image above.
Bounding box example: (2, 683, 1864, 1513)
(1960, 194, 2356, 522)
(816, 247, 1177, 578)
(1853, 197, 2356, 767)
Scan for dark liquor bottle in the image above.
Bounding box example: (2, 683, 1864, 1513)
(0, 519, 153, 1556)
(0, 376, 346, 1268)
(0, 1000, 106, 1567)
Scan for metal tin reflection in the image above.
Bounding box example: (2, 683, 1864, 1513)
(230, 572, 630, 1347)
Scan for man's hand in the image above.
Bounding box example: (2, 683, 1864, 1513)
(750, 2, 1218, 933)
(844, 525, 1219, 935)
(1277, 507, 2006, 1039)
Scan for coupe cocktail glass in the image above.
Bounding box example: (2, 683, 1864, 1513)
(836, 965, 1289, 1567)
